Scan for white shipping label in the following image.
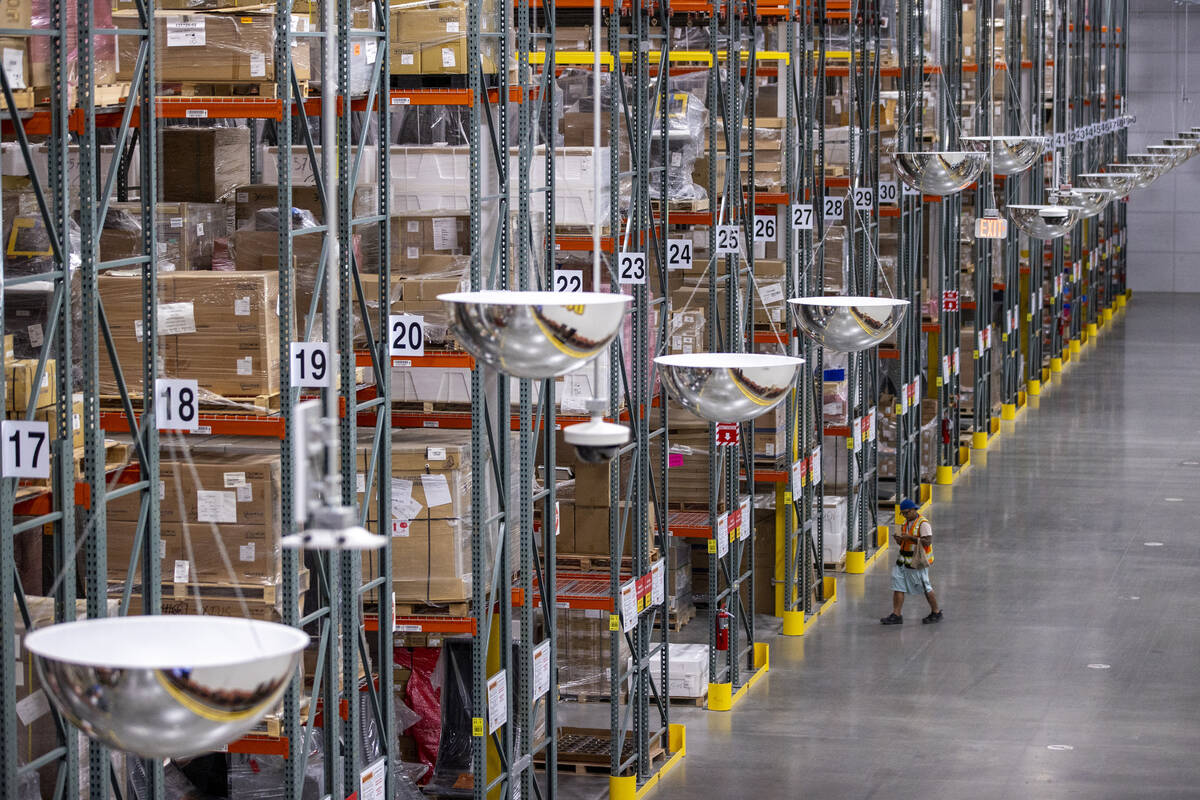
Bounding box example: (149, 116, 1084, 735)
(431, 217, 459, 250)
(166, 16, 206, 47)
(170, 217, 184, 229)
(239, 543, 255, 562)
(236, 356, 253, 376)
(426, 447, 446, 461)
(159, 302, 197, 335)
(401, 53, 414, 65)
(420, 474, 452, 507)
(234, 297, 251, 316)
(759, 282, 785, 305)
(3, 48, 25, 90)
(441, 48, 456, 68)
(487, 671, 508, 733)
(223, 472, 246, 488)
(236, 484, 252, 503)
(406, 246, 420, 260)
(619, 580, 638, 632)
(532, 640, 551, 700)
(366, 40, 378, 63)
(716, 513, 729, 558)
(357, 473, 366, 493)
(16, 689, 50, 726)
(249, 52, 266, 78)
(359, 758, 387, 800)
(173, 560, 189, 583)
(446, 20, 460, 33)
(197, 490, 237, 523)
(651, 560, 665, 606)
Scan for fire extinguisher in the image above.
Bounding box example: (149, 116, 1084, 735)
(715, 605, 731, 651)
(941, 418, 952, 445)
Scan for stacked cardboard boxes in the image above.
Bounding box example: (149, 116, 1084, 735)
(389, 1, 496, 76)
(97, 270, 280, 399)
(100, 202, 228, 272)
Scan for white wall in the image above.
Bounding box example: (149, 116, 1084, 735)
(1126, 0, 1200, 292)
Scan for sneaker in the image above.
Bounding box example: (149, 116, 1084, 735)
(922, 611, 943, 624)
(880, 613, 903, 625)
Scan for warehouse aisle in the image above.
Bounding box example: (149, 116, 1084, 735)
(600, 294, 1200, 800)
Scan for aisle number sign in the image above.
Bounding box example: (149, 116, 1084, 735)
(155, 378, 199, 432)
(618, 251, 646, 284)
(878, 181, 899, 205)
(553, 270, 584, 292)
(389, 314, 425, 357)
(2, 420, 50, 478)
(754, 214, 777, 242)
(667, 239, 693, 271)
(716, 225, 741, 255)
(823, 195, 845, 221)
(791, 204, 814, 230)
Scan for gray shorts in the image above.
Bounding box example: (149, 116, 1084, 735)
(891, 563, 933, 594)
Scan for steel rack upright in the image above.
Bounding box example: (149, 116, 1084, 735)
(1025, 0, 1050, 386)
(892, 0, 928, 515)
(933, 0, 964, 486)
(969, 1, 996, 446)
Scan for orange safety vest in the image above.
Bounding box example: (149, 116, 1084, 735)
(897, 514, 933, 568)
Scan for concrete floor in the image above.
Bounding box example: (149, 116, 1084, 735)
(556, 293, 1200, 799)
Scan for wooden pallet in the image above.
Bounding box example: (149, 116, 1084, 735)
(100, 391, 280, 416)
(656, 602, 696, 632)
(555, 550, 659, 573)
(538, 726, 666, 776)
(394, 600, 469, 617)
(559, 689, 627, 705)
(1, 88, 36, 111)
(824, 555, 848, 573)
(650, 197, 710, 213)
(669, 693, 706, 707)
(20, 440, 131, 490)
(161, 80, 303, 99)
(159, 571, 309, 604)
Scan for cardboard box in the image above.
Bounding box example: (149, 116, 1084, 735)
(34, 394, 83, 450)
(384, 517, 471, 603)
(393, 212, 469, 269)
(0, 36, 30, 92)
(97, 271, 279, 398)
(101, 202, 227, 271)
(114, 11, 310, 84)
(7, 358, 55, 412)
(388, 43, 420, 75)
(160, 127, 251, 203)
(232, 183, 375, 230)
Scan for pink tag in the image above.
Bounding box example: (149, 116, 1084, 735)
(668, 453, 684, 467)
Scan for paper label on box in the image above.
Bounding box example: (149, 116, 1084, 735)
(236, 484, 252, 503)
(426, 447, 446, 461)
(160, 302, 196, 336)
(159, 540, 166, 559)
(406, 220, 421, 233)
(173, 560, 189, 583)
(759, 283, 785, 305)
(532, 639, 551, 700)
(169, 216, 183, 229)
(197, 490, 237, 523)
(406, 246, 419, 260)
(441, 47, 456, 68)
(446, 20, 460, 33)
(234, 356, 253, 375)
(26, 323, 42, 348)
(391, 478, 422, 521)
(487, 671, 507, 733)
(357, 473, 366, 493)
(420, 474, 452, 507)
(1, 48, 25, 92)
(237, 192, 249, 203)
(239, 543, 255, 562)
(391, 519, 410, 537)
(366, 41, 378, 63)
(223, 472, 246, 488)
(166, 16, 206, 47)
(16, 689, 49, 726)
(431, 217, 459, 250)
(401, 53, 414, 65)
(234, 296, 251, 316)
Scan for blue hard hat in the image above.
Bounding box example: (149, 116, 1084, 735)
(899, 499, 918, 511)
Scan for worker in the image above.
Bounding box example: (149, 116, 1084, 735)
(880, 498, 943, 625)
